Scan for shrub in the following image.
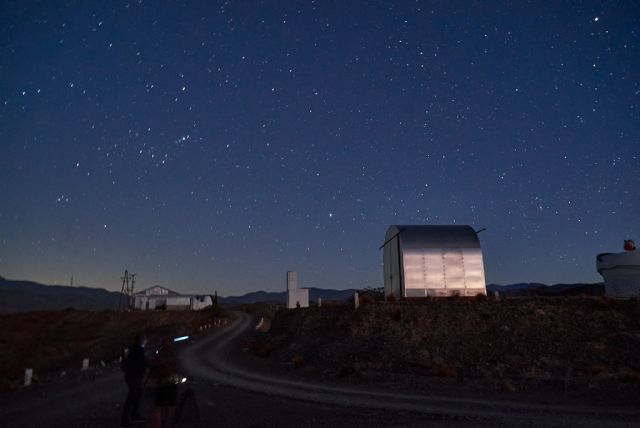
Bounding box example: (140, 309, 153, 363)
(617, 367, 640, 384)
(361, 286, 385, 301)
(292, 354, 304, 369)
(359, 293, 375, 305)
(502, 379, 516, 392)
(250, 341, 274, 358)
(587, 364, 607, 376)
(336, 363, 356, 377)
(433, 365, 457, 378)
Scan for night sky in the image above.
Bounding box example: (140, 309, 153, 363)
(1, 1, 638, 295)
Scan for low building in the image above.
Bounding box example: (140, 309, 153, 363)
(133, 285, 213, 311)
(382, 225, 487, 299)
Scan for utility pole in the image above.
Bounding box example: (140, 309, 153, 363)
(130, 273, 137, 296)
(118, 269, 138, 311)
(118, 270, 128, 311)
(118, 270, 136, 310)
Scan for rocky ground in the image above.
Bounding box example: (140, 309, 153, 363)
(247, 297, 640, 408)
(3, 307, 639, 428)
(0, 307, 228, 391)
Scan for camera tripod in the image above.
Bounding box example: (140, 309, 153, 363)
(175, 382, 200, 424)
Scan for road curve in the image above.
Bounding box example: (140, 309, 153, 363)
(181, 311, 640, 428)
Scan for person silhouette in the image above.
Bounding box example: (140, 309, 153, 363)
(120, 333, 148, 427)
(149, 336, 180, 428)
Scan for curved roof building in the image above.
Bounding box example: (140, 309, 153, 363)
(382, 225, 487, 299)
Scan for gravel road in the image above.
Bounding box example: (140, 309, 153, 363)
(182, 311, 640, 428)
(1, 311, 638, 428)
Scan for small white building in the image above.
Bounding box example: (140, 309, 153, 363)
(133, 285, 213, 311)
(286, 271, 309, 309)
(382, 225, 487, 299)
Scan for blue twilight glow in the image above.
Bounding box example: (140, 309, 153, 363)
(0, 1, 637, 295)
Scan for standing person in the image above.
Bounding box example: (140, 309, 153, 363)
(121, 333, 148, 427)
(149, 336, 180, 428)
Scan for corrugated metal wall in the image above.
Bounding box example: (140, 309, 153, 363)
(384, 225, 487, 299)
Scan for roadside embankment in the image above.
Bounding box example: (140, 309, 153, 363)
(0, 307, 228, 390)
(248, 297, 640, 408)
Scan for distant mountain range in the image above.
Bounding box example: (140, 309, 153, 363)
(217, 288, 358, 306)
(0, 277, 123, 313)
(0, 276, 604, 314)
(486, 282, 604, 297)
(0, 277, 358, 313)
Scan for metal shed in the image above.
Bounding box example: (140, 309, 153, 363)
(382, 225, 487, 299)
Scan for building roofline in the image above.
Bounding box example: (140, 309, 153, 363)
(134, 285, 181, 296)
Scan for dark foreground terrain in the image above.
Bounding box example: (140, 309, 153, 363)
(2, 311, 639, 428)
(2, 298, 640, 427)
(1, 371, 506, 428)
(0, 308, 228, 391)
(248, 297, 640, 408)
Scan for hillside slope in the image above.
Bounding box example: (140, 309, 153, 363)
(218, 287, 358, 306)
(251, 297, 640, 405)
(0, 277, 122, 313)
(0, 308, 228, 391)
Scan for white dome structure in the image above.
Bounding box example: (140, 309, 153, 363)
(597, 249, 640, 298)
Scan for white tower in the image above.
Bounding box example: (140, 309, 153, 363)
(287, 271, 298, 291)
(286, 271, 309, 309)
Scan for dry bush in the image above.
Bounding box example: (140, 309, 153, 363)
(359, 293, 375, 305)
(250, 341, 274, 358)
(323, 299, 345, 307)
(336, 363, 357, 377)
(618, 367, 640, 384)
(587, 363, 608, 376)
(433, 364, 457, 378)
(386, 293, 397, 303)
(291, 354, 305, 369)
(522, 366, 549, 380)
(390, 308, 402, 322)
(502, 378, 516, 392)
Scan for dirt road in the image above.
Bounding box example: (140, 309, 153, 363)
(182, 311, 640, 428)
(1, 311, 638, 427)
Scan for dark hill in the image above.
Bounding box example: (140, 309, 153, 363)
(0, 276, 358, 312)
(218, 287, 358, 307)
(486, 282, 604, 297)
(1, 275, 604, 314)
(0, 277, 123, 313)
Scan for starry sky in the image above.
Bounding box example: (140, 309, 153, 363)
(1, 1, 638, 296)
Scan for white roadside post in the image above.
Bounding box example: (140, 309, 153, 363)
(24, 368, 33, 386)
(354, 292, 360, 310)
(318, 298, 322, 307)
(255, 317, 264, 331)
(82, 358, 89, 371)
